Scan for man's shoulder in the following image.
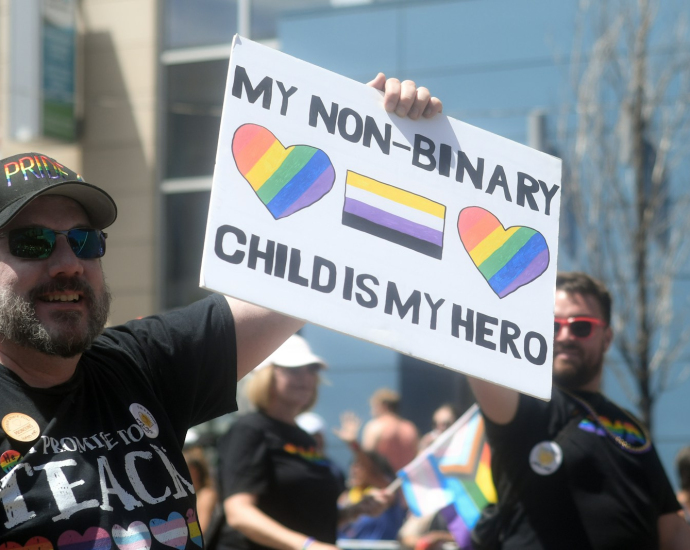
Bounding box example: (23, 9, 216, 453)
(218, 412, 263, 443)
(596, 391, 638, 416)
(483, 388, 570, 443)
(364, 416, 386, 431)
(89, 294, 232, 352)
(227, 411, 282, 435)
(399, 418, 419, 436)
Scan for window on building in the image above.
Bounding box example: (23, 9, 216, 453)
(165, 60, 228, 179)
(164, 0, 238, 49)
(163, 191, 213, 309)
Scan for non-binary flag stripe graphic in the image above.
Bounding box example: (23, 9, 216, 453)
(458, 206, 549, 298)
(232, 124, 336, 219)
(398, 404, 496, 548)
(342, 171, 446, 259)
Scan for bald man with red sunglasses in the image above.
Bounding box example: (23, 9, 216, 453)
(470, 271, 690, 550)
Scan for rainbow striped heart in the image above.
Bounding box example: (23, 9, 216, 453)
(232, 124, 336, 219)
(458, 207, 549, 298)
(57, 528, 111, 550)
(1, 537, 53, 550)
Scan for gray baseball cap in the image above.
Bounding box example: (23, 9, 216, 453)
(0, 152, 117, 229)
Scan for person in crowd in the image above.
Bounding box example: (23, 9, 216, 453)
(217, 335, 389, 550)
(469, 272, 690, 549)
(333, 411, 405, 541)
(419, 403, 459, 450)
(398, 512, 455, 550)
(676, 446, 690, 522)
(184, 445, 220, 533)
(296, 411, 346, 493)
(362, 388, 419, 471)
(337, 450, 406, 541)
(0, 75, 441, 542)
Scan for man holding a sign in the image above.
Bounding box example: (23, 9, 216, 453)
(470, 272, 690, 549)
(0, 75, 440, 546)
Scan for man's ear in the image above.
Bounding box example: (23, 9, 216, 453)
(603, 325, 614, 351)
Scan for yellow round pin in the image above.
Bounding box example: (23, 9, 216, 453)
(2, 412, 40, 442)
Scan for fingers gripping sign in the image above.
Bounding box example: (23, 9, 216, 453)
(367, 73, 443, 120)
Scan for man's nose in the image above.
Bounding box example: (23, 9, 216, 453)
(47, 235, 84, 278)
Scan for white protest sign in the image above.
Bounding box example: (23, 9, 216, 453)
(201, 36, 562, 399)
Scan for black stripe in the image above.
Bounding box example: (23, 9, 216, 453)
(342, 212, 443, 260)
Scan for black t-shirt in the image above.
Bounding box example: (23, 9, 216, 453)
(0, 295, 237, 546)
(217, 411, 341, 550)
(484, 388, 680, 550)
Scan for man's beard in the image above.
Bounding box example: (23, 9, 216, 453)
(552, 344, 604, 390)
(0, 277, 111, 358)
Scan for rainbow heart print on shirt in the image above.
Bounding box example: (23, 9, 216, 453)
(57, 528, 111, 550)
(458, 207, 549, 298)
(342, 171, 446, 259)
(0, 449, 21, 473)
(232, 124, 336, 219)
(0, 537, 53, 550)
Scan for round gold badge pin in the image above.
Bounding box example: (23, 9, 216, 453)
(2, 412, 40, 442)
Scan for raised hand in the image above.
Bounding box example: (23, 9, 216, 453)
(367, 73, 443, 120)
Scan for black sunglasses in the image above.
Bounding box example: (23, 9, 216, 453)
(1, 227, 107, 259)
(554, 316, 606, 339)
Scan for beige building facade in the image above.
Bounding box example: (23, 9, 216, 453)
(0, 0, 160, 324)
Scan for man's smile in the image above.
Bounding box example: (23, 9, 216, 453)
(39, 292, 83, 303)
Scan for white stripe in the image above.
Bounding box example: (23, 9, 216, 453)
(345, 185, 445, 232)
(158, 527, 188, 541)
(404, 458, 452, 516)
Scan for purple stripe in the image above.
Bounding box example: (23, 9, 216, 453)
(439, 503, 472, 548)
(280, 164, 335, 217)
(498, 247, 549, 297)
(344, 198, 443, 246)
(61, 537, 112, 550)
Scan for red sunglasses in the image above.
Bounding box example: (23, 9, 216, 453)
(554, 316, 606, 339)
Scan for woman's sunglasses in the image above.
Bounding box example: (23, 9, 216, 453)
(1, 227, 107, 259)
(554, 316, 606, 339)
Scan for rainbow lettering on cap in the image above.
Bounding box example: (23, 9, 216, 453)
(342, 171, 446, 259)
(3, 155, 82, 187)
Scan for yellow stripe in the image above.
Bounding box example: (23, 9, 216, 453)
(469, 226, 519, 265)
(346, 171, 445, 218)
(189, 522, 201, 538)
(245, 141, 292, 191)
(476, 462, 497, 503)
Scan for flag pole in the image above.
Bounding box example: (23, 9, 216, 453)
(385, 476, 403, 494)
